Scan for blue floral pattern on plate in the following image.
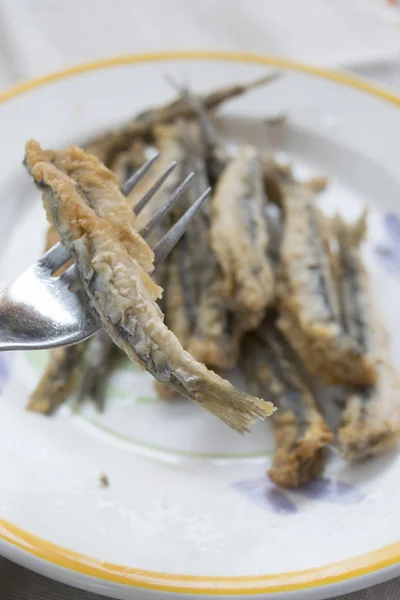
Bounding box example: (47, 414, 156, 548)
(233, 477, 364, 514)
(375, 212, 400, 275)
(233, 479, 297, 514)
(296, 478, 364, 505)
(0, 352, 12, 394)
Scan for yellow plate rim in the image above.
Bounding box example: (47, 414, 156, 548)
(1, 49, 400, 595)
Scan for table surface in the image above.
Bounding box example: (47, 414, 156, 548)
(1, 0, 400, 598)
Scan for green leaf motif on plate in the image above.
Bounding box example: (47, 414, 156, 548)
(135, 395, 158, 405)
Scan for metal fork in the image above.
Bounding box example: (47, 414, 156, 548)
(0, 153, 210, 351)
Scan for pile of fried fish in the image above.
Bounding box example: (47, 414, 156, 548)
(25, 73, 400, 488)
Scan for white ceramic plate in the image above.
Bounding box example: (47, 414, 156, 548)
(1, 51, 400, 600)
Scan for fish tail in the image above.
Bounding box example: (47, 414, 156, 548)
(334, 210, 368, 246)
(350, 210, 368, 245)
(194, 375, 275, 433)
(242, 72, 281, 92)
(302, 175, 329, 194)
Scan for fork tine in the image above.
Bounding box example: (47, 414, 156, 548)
(121, 152, 160, 197)
(132, 161, 177, 216)
(59, 263, 78, 288)
(139, 172, 195, 239)
(153, 186, 211, 269)
(39, 241, 71, 274)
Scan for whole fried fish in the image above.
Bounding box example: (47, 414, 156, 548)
(276, 171, 376, 386)
(180, 122, 241, 368)
(211, 146, 274, 327)
(166, 121, 241, 368)
(333, 215, 400, 460)
(25, 140, 275, 432)
(242, 314, 333, 488)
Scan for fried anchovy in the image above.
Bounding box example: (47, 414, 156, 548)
(47, 142, 150, 410)
(25, 140, 275, 432)
(263, 158, 328, 205)
(84, 73, 280, 165)
(275, 172, 376, 386)
(263, 157, 293, 205)
(110, 140, 147, 187)
(76, 330, 117, 411)
(211, 146, 274, 327)
(241, 314, 333, 488)
(171, 120, 240, 368)
(37, 143, 144, 413)
(169, 80, 230, 184)
(331, 215, 400, 459)
(27, 343, 86, 415)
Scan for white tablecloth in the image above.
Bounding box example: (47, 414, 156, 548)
(1, 1, 400, 598)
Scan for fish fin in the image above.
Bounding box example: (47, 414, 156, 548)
(302, 175, 329, 194)
(239, 72, 281, 94)
(194, 374, 275, 433)
(333, 210, 368, 247)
